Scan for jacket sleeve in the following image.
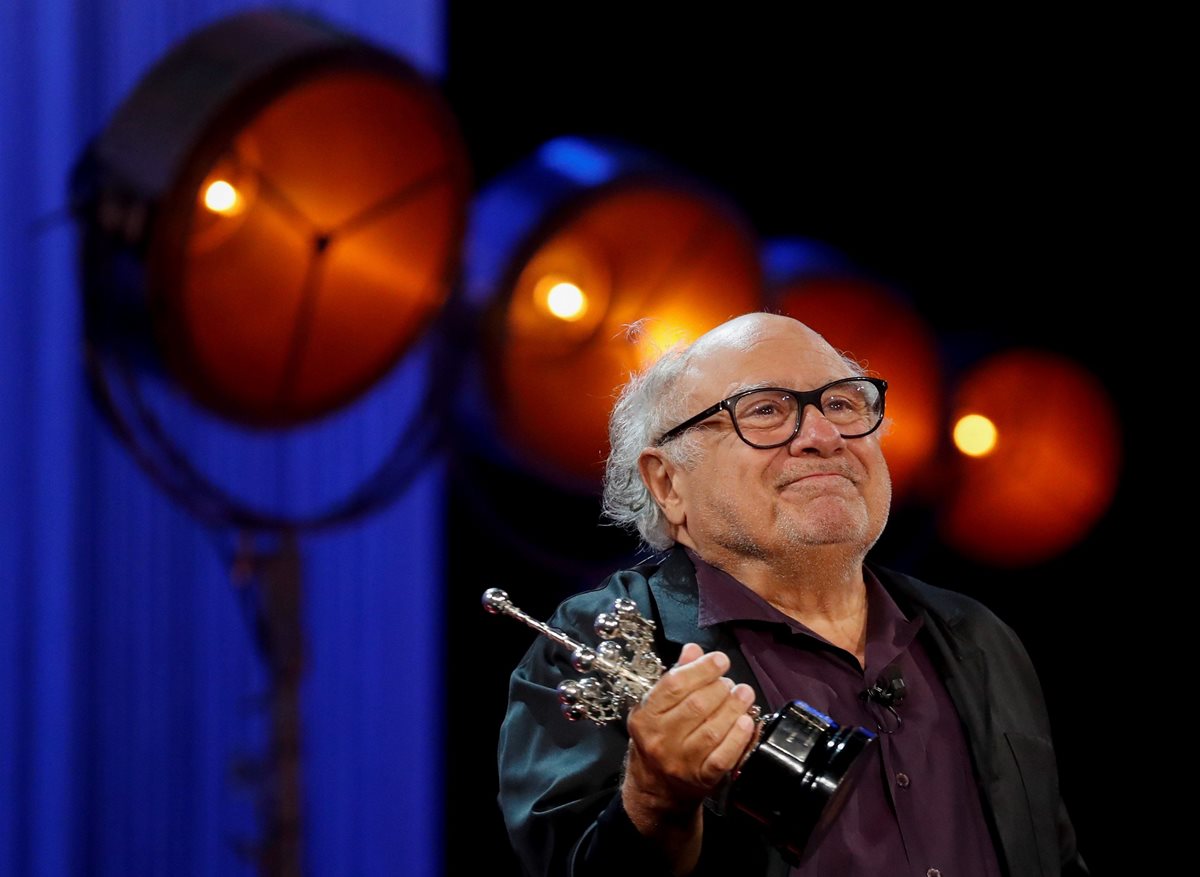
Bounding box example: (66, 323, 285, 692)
(496, 621, 669, 876)
(495, 575, 772, 877)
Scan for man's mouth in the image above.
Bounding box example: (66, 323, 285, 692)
(778, 468, 857, 489)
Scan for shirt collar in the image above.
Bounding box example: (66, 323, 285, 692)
(688, 547, 922, 661)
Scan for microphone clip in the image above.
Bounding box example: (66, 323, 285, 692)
(861, 668, 906, 734)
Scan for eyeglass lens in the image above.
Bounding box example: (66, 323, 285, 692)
(733, 380, 882, 446)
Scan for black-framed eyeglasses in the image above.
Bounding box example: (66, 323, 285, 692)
(656, 377, 888, 449)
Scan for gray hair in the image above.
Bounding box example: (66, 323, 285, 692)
(601, 316, 870, 551)
(601, 341, 701, 551)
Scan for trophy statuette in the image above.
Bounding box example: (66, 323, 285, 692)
(483, 588, 876, 864)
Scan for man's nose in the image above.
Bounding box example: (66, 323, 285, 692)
(789, 403, 846, 453)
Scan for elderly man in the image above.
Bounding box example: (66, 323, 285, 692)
(496, 313, 1086, 876)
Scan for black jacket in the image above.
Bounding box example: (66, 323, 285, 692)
(497, 547, 1087, 876)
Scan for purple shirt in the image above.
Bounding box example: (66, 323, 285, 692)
(689, 551, 1003, 877)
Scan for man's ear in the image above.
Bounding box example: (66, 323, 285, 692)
(638, 449, 687, 526)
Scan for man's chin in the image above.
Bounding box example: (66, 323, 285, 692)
(780, 504, 872, 548)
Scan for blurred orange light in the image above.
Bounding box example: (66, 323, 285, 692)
(159, 68, 469, 426)
(953, 413, 998, 457)
(940, 350, 1121, 566)
(542, 280, 588, 321)
(774, 276, 941, 502)
(203, 180, 241, 215)
(491, 183, 762, 487)
(80, 11, 471, 428)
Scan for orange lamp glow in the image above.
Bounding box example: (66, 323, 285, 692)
(773, 273, 942, 502)
(541, 279, 588, 321)
(488, 181, 763, 487)
(79, 10, 470, 427)
(203, 180, 242, 215)
(952, 413, 998, 457)
(940, 350, 1121, 566)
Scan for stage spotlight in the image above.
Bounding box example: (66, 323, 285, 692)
(765, 240, 942, 502)
(73, 8, 470, 427)
(940, 350, 1121, 566)
(69, 12, 471, 871)
(463, 136, 763, 489)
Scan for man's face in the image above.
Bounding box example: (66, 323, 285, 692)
(663, 317, 892, 564)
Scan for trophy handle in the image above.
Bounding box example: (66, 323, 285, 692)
(483, 588, 663, 724)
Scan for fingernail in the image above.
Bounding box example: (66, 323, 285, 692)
(712, 652, 730, 671)
(734, 685, 756, 705)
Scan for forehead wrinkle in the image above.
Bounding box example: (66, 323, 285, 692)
(718, 363, 863, 399)
(674, 312, 856, 408)
(719, 379, 777, 398)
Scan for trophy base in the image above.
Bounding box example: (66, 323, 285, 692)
(727, 700, 877, 865)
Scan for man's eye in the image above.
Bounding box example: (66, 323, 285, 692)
(738, 394, 792, 422)
(825, 394, 867, 414)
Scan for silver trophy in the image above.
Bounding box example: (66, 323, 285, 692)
(484, 588, 876, 865)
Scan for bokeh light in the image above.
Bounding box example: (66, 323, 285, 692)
(80, 11, 471, 428)
(489, 179, 762, 487)
(953, 413, 998, 457)
(940, 350, 1121, 566)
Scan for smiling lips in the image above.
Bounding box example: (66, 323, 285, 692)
(777, 467, 858, 490)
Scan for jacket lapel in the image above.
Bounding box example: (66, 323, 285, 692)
(647, 546, 763, 698)
(644, 547, 791, 877)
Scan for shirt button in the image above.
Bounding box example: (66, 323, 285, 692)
(927, 870, 941, 877)
(896, 771, 910, 788)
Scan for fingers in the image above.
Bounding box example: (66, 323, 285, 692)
(621, 642, 763, 847)
(676, 641, 704, 666)
(694, 684, 758, 783)
(640, 646, 734, 718)
(625, 644, 759, 799)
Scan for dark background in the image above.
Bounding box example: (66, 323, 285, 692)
(440, 8, 1136, 873)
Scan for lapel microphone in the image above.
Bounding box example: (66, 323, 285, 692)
(861, 665, 906, 733)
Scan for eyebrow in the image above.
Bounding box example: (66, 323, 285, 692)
(724, 378, 861, 397)
(724, 381, 783, 396)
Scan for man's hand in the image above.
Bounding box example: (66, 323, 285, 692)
(621, 643, 758, 874)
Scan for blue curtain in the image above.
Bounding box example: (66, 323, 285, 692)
(1, 1, 446, 874)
